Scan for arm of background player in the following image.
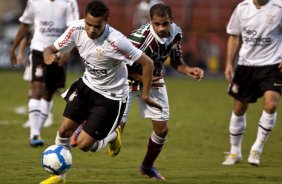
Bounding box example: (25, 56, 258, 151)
(224, 34, 240, 83)
(10, 23, 30, 66)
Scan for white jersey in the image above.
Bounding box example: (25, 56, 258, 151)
(54, 20, 143, 100)
(19, 0, 79, 52)
(227, 0, 282, 66)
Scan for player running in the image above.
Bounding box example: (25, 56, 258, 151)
(120, 3, 204, 180)
(40, 1, 161, 183)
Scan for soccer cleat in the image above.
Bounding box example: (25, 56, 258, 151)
(43, 113, 53, 128)
(40, 175, 66, 184)
(108, 126, 122, 157)
(22, 120, 30, 128)
(222, 152, 242, 165)
(248, 150, 261, 166)
(30, 135, 44, 147)
(71, 125, 83, 147)
(140, 165, 165, 180)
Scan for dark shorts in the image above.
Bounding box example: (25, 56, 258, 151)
(63, 78, 126, 140)
(228, 64, 282, 103)
(31, 50, 66, 91)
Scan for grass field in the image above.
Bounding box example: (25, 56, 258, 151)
(0, 70, 282, 184)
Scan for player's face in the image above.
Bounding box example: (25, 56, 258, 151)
(84, 13, 107, 39)
(150, 15, 171, 38)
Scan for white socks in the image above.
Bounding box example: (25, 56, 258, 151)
(251, 111, 277, 153)
(29, 99, 41, 139)
(91, 131, 117, 152)
(229, 112, 246, 155)
(39, 99, 53, 129)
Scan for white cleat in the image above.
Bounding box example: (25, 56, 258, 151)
(248, 150, 260, 166)
(43, 112, 53, 128)
(22, 120, 30, 128)
(222, 152, 242, 165)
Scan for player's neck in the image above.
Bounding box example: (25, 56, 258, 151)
(253, 0, 269, 9)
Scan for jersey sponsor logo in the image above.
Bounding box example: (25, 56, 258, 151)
(108, 40, 132, 60)
(85, 62, 108, 78)
(58, 27, 76, 47)
(242, 28, 271, 47)
(39, 21, 65, 36)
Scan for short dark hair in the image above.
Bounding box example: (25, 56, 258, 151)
(150, 3, 173, 19)
(85, 0, 109, 20)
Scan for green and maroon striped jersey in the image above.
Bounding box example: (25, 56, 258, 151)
(127, 23, 182, 90)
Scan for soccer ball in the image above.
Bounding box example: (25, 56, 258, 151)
(42, 145, 72, 175)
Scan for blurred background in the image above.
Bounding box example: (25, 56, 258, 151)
(0, 0, 240, 75)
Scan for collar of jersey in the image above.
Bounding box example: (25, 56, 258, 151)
(149, 24, 176, 45)
(94, 24, 110, 42)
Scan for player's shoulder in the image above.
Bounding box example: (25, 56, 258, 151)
(271, 0, 282, 7)
(128, 23, 150, 43)
(67, 19, 84, 32)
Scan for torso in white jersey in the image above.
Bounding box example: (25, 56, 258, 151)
(19, 0, 79, 52)
(54, 20, 143, 100)
(227, 0, 282, 66)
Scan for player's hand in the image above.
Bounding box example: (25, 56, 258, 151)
(187, 67, 204, 81)
(141, 95, 162, 111)
(224, 63, 233, 83)
(9, 48, 17, 67)
(44, 53, 58, 65)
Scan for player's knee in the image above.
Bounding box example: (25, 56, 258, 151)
(155, 126, 168, 137)
(264, 101, 279, 114)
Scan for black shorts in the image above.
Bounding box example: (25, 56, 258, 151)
(228, 64, 282, 103)
(31, 50, 66, 91)
(63, 78, 126, 140)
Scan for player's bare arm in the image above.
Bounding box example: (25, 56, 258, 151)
(43, 45, 59, 65)
(128, 69, 164, 88)
(135, 53, 162, 110)
(225, 34, 240, 83)
(10, 23, 30, 67)
(170, 57, 204, 81)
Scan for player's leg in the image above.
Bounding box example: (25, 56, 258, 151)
(119, 91, 139, 133)
(29, 50, 47, 147)
(248, 90, 280, 166)
(138, 86, 168, 180)
(41, 117, 79, 184)
(222, 100, 248, 165)
(140, 120, 167, 180)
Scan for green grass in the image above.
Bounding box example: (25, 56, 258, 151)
(0, 70, 281, 184)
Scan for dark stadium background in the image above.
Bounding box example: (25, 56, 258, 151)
(0, 0, 240, 73)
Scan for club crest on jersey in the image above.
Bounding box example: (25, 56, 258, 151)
(96, 48, 105, 60)
(35, 66, 43, 78)
(266, 14, 275, 25)
(68, 91, 77, 102)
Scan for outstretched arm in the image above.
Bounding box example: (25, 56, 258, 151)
(170, 57, 204, 81)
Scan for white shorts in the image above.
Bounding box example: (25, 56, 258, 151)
(121, 83, 169, 122)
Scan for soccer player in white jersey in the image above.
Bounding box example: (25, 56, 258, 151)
(120, 3, 204, 180)
(41, 1, 161, 183)
(9, 0, 79, 147)
(222, 0, 282, 166)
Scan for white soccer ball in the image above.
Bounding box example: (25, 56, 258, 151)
(42, 145, 72, 175)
